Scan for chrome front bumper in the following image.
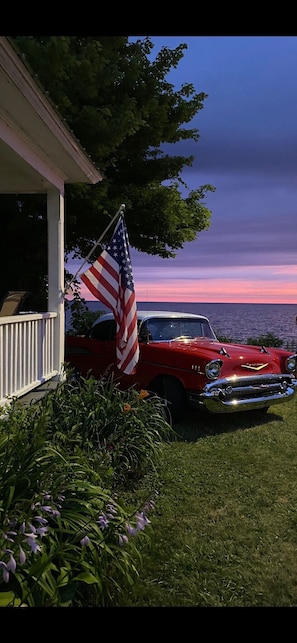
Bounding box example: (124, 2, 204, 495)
(187, 373, 297, 414)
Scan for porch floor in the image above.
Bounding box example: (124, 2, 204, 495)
(19, 379, 60, 406)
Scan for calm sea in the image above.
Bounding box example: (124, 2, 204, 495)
(66, 301, 297, 347)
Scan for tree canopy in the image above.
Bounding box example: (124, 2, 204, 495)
(1, 36, 215, 308)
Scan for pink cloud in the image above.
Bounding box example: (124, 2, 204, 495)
(69, 276, 296, 305)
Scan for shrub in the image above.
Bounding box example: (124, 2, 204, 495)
(0, 438, 154, 606)
(216, 331, 287, 348)
(216, 332, 234, 343)
(0, 378, 172, 606)
(65, 294, 104, 336)
(246, 332, 283, 347)
(41, 374, 173, 486)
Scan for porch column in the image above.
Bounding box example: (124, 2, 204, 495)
(47, 187, 65, 380)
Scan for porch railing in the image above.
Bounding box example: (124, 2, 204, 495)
(0, 312, 58, 407)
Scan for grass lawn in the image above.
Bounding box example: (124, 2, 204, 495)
(120, 396, 297, 607)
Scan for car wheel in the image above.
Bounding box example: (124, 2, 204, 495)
(159, 376, 186, 423)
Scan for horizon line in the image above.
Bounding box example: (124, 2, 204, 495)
(67, 298, 297, 306)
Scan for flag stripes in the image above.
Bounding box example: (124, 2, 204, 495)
(80, 215, 139, 374)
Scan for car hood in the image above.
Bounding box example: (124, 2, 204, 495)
(147, 337, 288, 374)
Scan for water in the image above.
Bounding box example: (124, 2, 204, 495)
(66, 301, 297, 347)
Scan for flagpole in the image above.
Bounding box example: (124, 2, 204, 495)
(64, 203, 125, 294)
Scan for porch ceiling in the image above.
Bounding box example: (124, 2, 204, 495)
(0, 37, 102, 193)
(0, 137, 61, 192)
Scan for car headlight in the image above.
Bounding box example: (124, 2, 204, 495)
(286, 355, 297, 374)
(205, 359, 223, 380)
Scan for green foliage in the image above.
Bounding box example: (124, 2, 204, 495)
(215, 332, 234, 343)
(42, 374, 172, 485)
(246, 332, 283, 347)
(0, 378, 173, 606)
(0, 36, 214, 302)
(216, 330, 290, 348)
(65, 293, 104, 336)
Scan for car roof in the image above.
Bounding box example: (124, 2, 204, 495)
(92, 310, 210, 327)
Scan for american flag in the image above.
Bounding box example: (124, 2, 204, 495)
(80, 215, 139, 374)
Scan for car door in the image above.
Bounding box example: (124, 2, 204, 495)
(66, 319, 117, 379)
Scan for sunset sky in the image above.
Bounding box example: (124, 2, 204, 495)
(70, 36, 297, 305)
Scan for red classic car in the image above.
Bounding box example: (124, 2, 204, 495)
(65, 310, 297, 421)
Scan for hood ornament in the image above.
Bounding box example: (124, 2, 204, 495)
(241, 363, 269, 371)
(219, 346, 230, 358)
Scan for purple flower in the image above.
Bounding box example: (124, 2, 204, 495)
(107, 504, 117, 515)
(98, 514, 109, 529)
(39, 505, 54, 513)
(136, 511, 151, 531)
(39, 505, 60, 517)
(20, 522, 26, 534)
(0, 561, 9, 583)
(19, 546, 26, 565)
(126, 523, 137, 536)
(144, 499, 156, 511)
(22, 533, 41, 554)
(119, 534, 129, 546)
(7, 553, 16, 574)
(80, 535, 90, 547)
(34, 517, 48, 525)
(36, 527, 48, 537)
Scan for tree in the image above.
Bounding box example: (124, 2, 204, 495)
(0, 36, 215, 306)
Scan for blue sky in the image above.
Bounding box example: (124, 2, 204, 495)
(76, 36, 297, 304)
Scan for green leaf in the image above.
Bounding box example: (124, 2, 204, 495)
(0, 591, 25, 607)
(72, 571, 100, 585)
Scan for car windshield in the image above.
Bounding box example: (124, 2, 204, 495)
(138, 317, 217, 342)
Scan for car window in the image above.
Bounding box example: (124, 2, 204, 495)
(138, 318, 216, 341)
(90, 320, 116, 341)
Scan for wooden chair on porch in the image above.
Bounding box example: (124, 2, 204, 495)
(0, 291, 31, 316)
